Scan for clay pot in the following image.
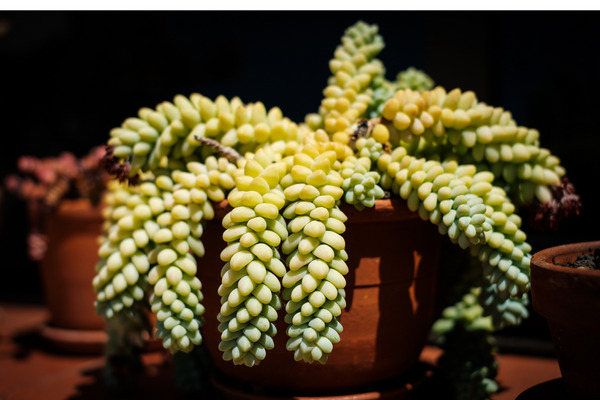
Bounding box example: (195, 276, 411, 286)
(197, 199, 441, 398)
(38, 198, 106, 352)
(530, 240, 600, 400)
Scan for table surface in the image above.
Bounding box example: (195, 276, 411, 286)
(0, 302, 562, 400)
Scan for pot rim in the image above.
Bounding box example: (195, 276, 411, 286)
(51, 198, 104, 221)
(531, 240, 600, 277)
(212, 198, 420, 223)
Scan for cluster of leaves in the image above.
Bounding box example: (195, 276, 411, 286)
(94, 21, 580, 399)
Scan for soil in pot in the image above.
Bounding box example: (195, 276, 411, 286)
(557, 247, 600, 270)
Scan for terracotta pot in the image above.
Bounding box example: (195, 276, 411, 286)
(197, 199, 441, 398)
(38, 198, 106, 352)
(530, 240, 600, 400)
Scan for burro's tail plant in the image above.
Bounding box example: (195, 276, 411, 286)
(94, 21, 580, 398)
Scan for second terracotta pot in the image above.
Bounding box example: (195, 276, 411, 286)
(531, 240, 600, 400)
(38, 199, 106, 352)
(196, 199, 441, 397)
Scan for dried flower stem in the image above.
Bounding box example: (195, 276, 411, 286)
(349, 118, 382, 151)
(529, 177, 581, 231)
(101, 146, 139, 186)
(195, 136, 243, 163)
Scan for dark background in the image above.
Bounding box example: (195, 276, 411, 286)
(0, 12, 598, 344)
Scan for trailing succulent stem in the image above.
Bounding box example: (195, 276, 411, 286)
(217, 157, 288, 366)
(93, 20, 578, 399)
(280, 147, 349, 364)
(432, 289, 508, 400)
(377, 87, 566, 207)
(146, 170, 208, 353)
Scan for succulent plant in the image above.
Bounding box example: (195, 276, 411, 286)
(94, 21, 580, 398)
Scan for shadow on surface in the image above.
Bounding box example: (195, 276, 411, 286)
(515, 378, 567, 400)
(68, 359, 178, 400)
(9, 327, 59, 360)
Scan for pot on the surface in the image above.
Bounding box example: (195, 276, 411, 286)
(531, 240, 600, 400)
(197, 199, 441, 398)
(39, 199, 106, 352)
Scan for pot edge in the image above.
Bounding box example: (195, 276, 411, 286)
(531, 240, 600, 277)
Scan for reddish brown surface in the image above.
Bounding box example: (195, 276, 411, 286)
(0, 303, 175, 400)
(198, 199, 442, 394)
(0, 303, 560, 399)
(531, 241, 600, 399)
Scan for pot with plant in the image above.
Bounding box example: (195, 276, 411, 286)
(529, 237, 598, 400)
(4, 146, 109, 352)
(93, 21, 580, 399)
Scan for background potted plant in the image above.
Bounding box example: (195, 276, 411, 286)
(529, 238, 598, 400)
(89, 20, 581, 399)
(4, 146, 110, 353)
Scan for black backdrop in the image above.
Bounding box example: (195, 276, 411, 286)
(1, 11, 598, 315)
